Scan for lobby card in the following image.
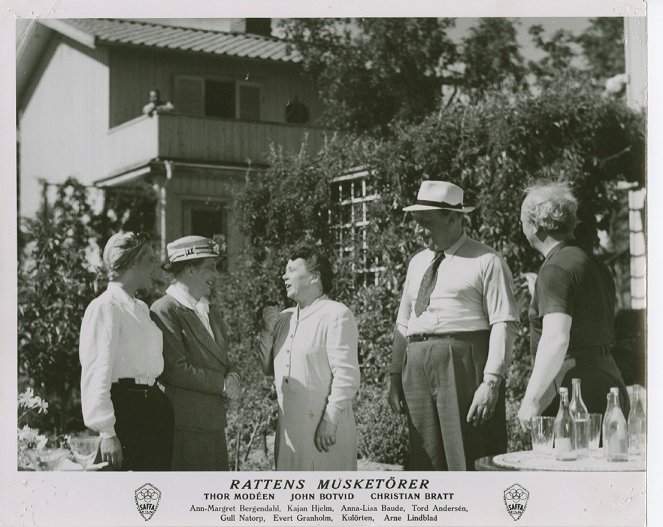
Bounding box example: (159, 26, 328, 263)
(0, 0, 654, 526)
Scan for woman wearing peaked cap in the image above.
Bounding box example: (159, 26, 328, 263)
(79, 232, 174, 470)
(150, 236, 240, 471)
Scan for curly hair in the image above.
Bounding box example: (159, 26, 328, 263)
(103, 232, 151, 280)
(289, 244, 334, 294)
(522, 182, 578, 235)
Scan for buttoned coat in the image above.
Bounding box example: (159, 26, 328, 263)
(150, 294, 232, 470)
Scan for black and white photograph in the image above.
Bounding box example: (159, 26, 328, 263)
(1, 0, 655, 525)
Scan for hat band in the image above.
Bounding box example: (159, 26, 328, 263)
(169, 245, 219, 263)
(416, 199, 464, 209)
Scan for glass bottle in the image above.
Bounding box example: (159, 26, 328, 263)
(627, 385, 646, 460)
(554, 387, 577, 461)
(603, 387, 628, 462)
(569, 378, 589, 459)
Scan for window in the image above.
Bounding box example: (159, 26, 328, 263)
(331, 168, 383, 287)
(182, 199, 228, 270)
(175, 76, 261, 120)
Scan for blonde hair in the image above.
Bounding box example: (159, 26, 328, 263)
(522, 182, 578, 235)
(102, 232, 151, 280)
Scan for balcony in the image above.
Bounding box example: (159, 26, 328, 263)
(107, 114, 333, 176)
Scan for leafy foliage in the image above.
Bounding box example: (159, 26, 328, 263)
(281, 18, 460, 134)
(18, 179, 99, 434)
(230, 80, 644, 460)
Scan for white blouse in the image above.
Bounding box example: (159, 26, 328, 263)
(79, 282, 164, 438)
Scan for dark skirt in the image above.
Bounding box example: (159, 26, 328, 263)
(110, 382, 174, 471)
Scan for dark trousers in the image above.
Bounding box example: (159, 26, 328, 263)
(110, 383, 174, 471)
(402, 332, 507, 471)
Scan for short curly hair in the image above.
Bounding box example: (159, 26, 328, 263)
(522, 182, 578, 235)
(289, 244, 334, 294)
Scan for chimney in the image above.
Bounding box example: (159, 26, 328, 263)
(230, 18, 272, 37)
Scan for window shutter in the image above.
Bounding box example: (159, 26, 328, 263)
(174, 76, 204, 116)
(238, 84, 261, 121)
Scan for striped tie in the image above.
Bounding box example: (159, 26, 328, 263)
(414, 251, 445, 317)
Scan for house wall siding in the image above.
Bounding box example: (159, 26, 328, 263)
(162, 164, 250, 271)
(108, 47, 321, 128)
(19, 37, 109, 217)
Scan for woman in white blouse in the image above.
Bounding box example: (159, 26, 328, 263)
(259, 245, 360, 470)
(79, 232, 173, 470)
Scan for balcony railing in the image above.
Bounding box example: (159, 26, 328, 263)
(107, 114, 333, 175)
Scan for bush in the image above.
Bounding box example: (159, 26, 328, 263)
(355, 384, 408, 466)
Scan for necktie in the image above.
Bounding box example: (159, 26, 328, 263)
(414, 251, 445, 317)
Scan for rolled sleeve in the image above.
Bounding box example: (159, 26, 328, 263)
(482, 253, 519, 324)
(79, 302, 118, 437)
(322, 308, 361, 425)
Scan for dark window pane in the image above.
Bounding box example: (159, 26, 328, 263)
(205, 80, 235, 118)
(190, 207, 225, 239)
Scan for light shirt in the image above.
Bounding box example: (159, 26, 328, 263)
(396, 233, 518, 375)
(79, 282, 164, 438)
(166, 283, 214, 338)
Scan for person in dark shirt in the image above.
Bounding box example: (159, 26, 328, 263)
(517, 182, 629, 431)
(142, 89, 175, 117)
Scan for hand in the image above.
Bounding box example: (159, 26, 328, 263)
(100, 436, 123, 470)
(518, 399, 541, 432)
(388, 374, 406, 414)
(261, 306, 279, 333)
(223, 372, 241, 400)
(466, 382, 499, 427)
(314, 419, 337, 452)
(522, 272, 537, 296)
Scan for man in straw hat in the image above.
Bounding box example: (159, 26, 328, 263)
(150, 236, 240, 470)
(389, 181, 519, 470)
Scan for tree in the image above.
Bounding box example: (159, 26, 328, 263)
(576, 18, 625, 79)
(281, 18, 460, 135)
(461, 18, 526, 96)
(230, 79, 644, 461)
(18, 179, 99, 434)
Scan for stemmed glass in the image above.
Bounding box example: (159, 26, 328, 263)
(68, 436, 102, 470)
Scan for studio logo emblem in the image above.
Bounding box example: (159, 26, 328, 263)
(503, 483, 529, 521)
(135, 483, 161, 521)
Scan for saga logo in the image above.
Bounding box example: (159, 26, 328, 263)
(503, 483, 529, 521)
(135, 483, 162, 521)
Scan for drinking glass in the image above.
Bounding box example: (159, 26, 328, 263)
(530, 416, 555, 456)
(69, 436, 101, 470)
(588, 413, 602, 455)
(27, 448, 68, 471)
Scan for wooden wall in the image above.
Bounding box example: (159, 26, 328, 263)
(19, 36, 109, 218)
(161, 164, 249, 271)
(108, 46, 323, 128)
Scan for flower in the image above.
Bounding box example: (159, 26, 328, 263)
(18, 388, 49, 414)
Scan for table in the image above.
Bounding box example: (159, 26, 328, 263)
(475, 450, 646, 471)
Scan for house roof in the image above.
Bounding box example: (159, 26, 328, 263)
(41, 18, 302, 63)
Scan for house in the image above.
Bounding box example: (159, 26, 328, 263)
(17, 18, 330, 269)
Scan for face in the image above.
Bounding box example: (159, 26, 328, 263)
(283, 258, 318, 303)
(188, 258, 219, 299)
(132, 246, 158, 289)
(149, 90, 159, 103)
(412, 210, 461, 250)
(520, 201, 537, 248)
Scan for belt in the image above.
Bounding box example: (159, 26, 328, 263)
(115, 377, 156, 387)
(407, 330, 489, 343)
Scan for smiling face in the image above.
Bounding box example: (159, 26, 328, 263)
(186, 258, 219, 300)
(283, 258, 320, 305)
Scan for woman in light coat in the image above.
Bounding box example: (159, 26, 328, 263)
(259, 244, 360, 470)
